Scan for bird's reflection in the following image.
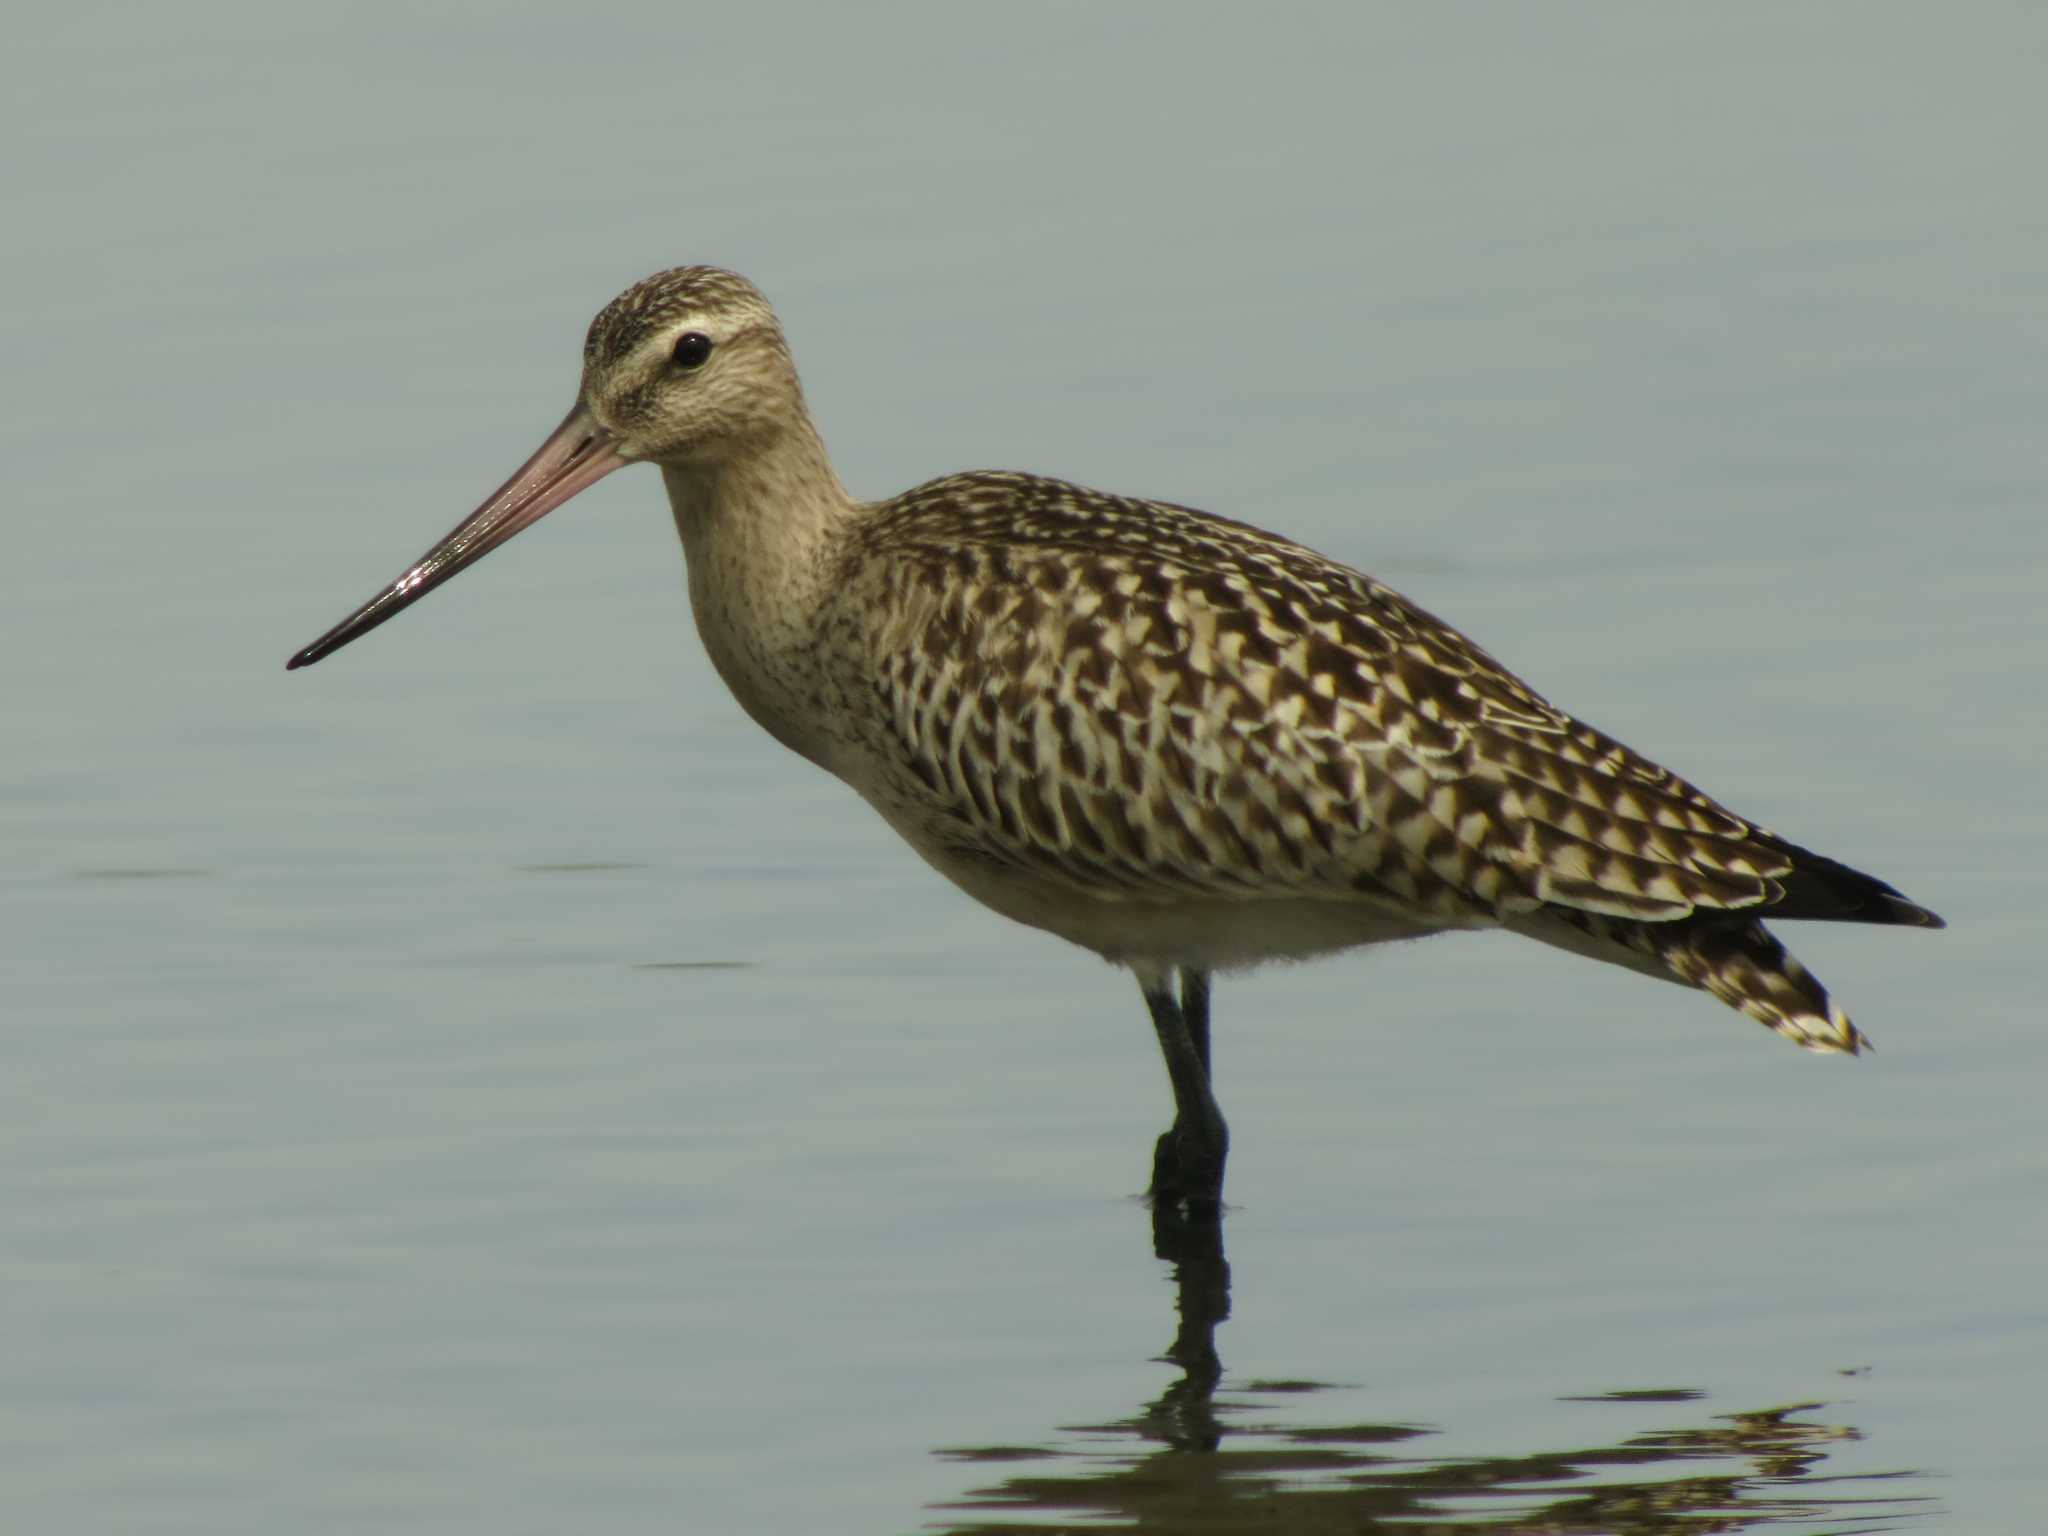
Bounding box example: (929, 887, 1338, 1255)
(1135, 1200, 1231, 1454)
(930, 1212, 1937, 1533)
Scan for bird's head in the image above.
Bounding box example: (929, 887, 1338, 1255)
(287, 265, 800, 670)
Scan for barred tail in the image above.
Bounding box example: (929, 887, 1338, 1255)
(1650, 919, 1868, 1055)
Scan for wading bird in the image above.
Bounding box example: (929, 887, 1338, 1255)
(291, 267, 1942, 1212)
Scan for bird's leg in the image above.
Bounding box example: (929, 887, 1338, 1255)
(1181, 968, 1212, 1076)
(1144, 967, 1227, 1212)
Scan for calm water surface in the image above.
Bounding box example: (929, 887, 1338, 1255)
(6, 4, 2044, 1532)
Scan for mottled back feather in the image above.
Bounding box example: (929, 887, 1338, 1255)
(812, 470, 1941, 1053)
(832, 471, 1860, 925)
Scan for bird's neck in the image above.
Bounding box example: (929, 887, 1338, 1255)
(659, 416, 857, 766)
(661, 410, 851, 539)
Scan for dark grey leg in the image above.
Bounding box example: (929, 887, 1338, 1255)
(1181, 969, 1212, 1075)
(1144, 967, 1227, 1211)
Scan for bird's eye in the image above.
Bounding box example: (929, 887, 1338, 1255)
(671, 331, 714, 371)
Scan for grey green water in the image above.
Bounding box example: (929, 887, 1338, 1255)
(6, 4, 2043, 1531)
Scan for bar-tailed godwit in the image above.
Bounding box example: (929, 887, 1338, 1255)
(291, 267, 1943, 1212)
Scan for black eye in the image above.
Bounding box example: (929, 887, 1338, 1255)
(671, 331, 714, 370)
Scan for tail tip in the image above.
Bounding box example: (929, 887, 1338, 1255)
(1780, 1001, 1870, 1057)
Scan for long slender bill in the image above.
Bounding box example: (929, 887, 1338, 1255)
(287, 403, 629, 670)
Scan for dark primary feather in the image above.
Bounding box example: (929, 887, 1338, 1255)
(1754, 838, 1945, 927)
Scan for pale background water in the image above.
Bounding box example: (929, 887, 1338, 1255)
(5, 4, 2043, 1532)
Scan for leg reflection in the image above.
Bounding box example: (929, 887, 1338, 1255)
(1141, 1199, 1231, 1451)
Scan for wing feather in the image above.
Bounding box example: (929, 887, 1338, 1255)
(834, 473, 1831, 929)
